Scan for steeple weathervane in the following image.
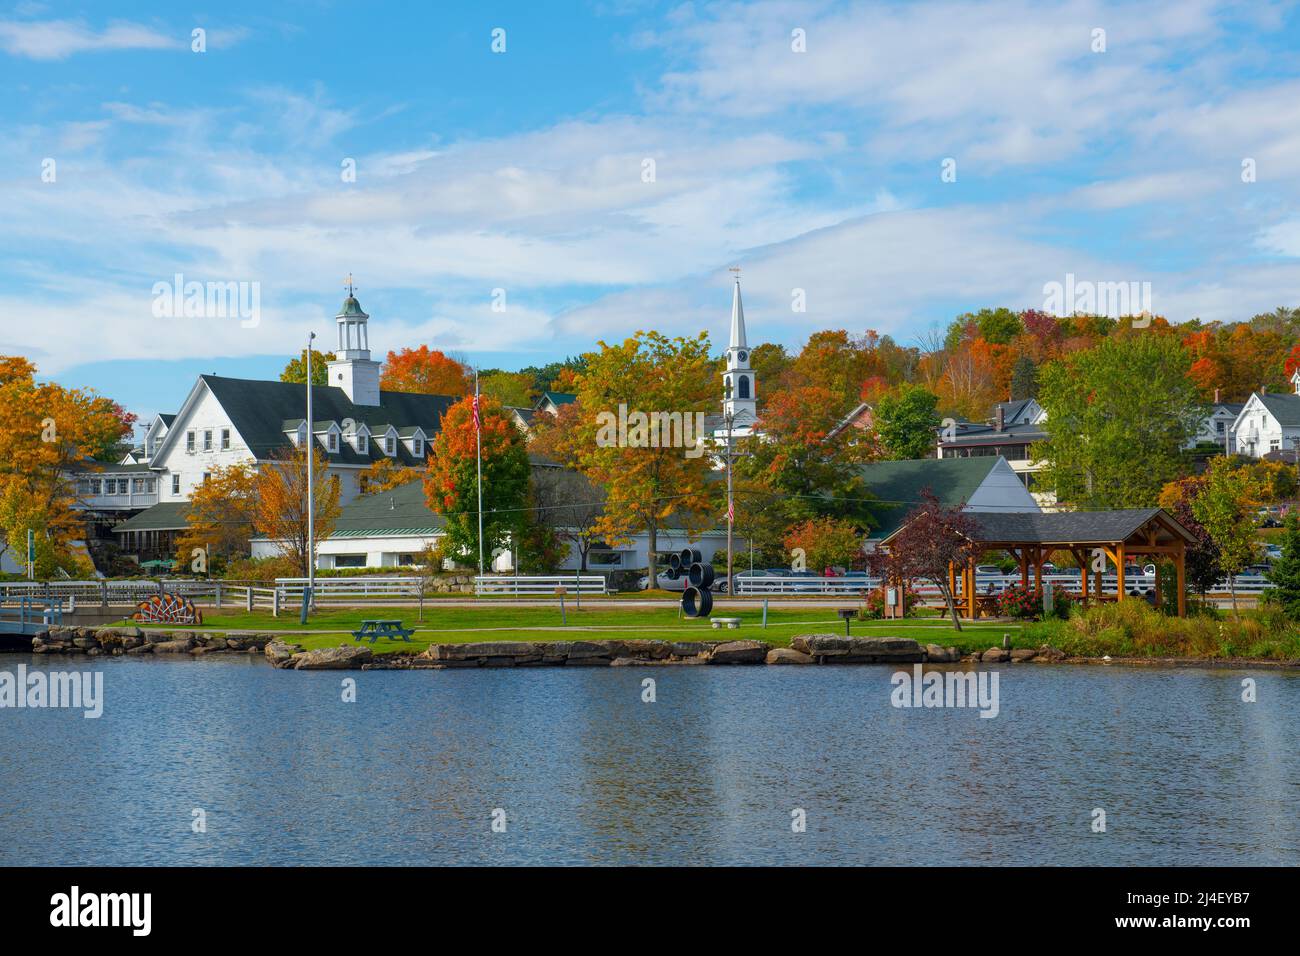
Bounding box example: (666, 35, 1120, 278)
(344, 273, 356, 297)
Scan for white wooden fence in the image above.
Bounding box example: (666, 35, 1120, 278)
(475, 575, 609, 596)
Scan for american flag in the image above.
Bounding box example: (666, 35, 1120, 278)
(726, 497, 734, 523)
(471, 393, 481, 433)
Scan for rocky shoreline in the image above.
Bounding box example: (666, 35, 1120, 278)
(27, 626, 1075, 671)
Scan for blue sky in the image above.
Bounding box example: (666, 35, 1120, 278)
(3, 0, 1300, 425)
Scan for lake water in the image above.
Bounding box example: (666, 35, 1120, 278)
(1, 654, 1297, 866)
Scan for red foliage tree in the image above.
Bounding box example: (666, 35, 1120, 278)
(868, 490, 980, 630)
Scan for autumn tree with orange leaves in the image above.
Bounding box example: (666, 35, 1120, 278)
(380, 346, 471, 396)
(176, 464, 258, 573)
(253, 446, 341, 573)
(424, 394, 532, 566)
(0, 355, 135, 576)
(732, 383, 876, 567)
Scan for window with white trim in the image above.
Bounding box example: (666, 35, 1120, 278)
(203, 430, 212, 452)
(172, 474, 181, 495)
(328, 432, 338, 453)
(358, 434, 368, 453)
(221, 428, 230, 450)
(186, 430, 196, 453)
(412, 437, 423, 456)
(385, 436, 396, 455)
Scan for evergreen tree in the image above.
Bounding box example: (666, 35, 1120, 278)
(1009, 355, 1038, 400)
(1266, 512, 1300, 618)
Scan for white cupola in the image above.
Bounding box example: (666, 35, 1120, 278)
(326, 275, 382, 406)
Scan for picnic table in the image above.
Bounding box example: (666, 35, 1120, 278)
(352, 619, 415, 644)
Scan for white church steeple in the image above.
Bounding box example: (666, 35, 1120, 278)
(722, 269, 756, 428)
(327, 274, 382, 406)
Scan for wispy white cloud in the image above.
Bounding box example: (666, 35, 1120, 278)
(0, 18, 178, 59)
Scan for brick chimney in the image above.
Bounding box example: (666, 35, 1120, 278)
(1262, 385, 1269, 395)
(995, 405, 1005, 432)
(1214, 387, 1220, 404)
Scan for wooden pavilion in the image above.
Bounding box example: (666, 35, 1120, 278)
(881, 508, 1197, 619)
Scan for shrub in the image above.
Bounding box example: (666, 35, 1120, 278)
(997, 584, 1040, 619)
(862, 585, 918, 619)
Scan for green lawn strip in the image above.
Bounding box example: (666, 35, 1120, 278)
(125, 606, 1022, 655)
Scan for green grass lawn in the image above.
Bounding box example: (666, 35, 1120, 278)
(128, 605, 1025, 655)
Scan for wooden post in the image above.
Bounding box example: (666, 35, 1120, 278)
(1176, 542, 1187, 617)
(1152, 556, 1162, 610)
(272, 588, 280, 618)
(1116, 543, 1126, 603)
(967, 557, 977, 619)
(1019, 548, 1029, 588)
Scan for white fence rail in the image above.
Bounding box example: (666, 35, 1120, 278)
(475, 575, 608, 596)
(731, 572, 1275, 600)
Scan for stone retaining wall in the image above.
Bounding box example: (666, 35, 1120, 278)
(30, 627, 1067, 672)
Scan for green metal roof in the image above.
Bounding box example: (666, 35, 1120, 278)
(338, 296, 368, 317)
(860, 457, 1006, 540)
(334, 480, 445, 535)
(112, 501, 191, 532)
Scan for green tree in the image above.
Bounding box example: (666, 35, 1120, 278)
(1034, 335, 1203, 509)
(1266, 511, 1300, 619)
(280, 348, 330, 386)
(872, 385, 940, 460)
(1190, 456, 1263, 618)
(945, 307, 1023, 350)
(1009, 355, 1038, 400)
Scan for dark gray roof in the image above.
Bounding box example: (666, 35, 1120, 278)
(157, 413, 176, 427)
(954, 508, 1194, 545)
(1257, 392, 1300, 428)
(71, 460, 154, 474)
(199, 374, 453, 466)
(940, 421, 1046, 446)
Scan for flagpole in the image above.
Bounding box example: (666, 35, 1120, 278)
(726, 410, 734, 597)
(305, 332, 316, 618)
(475, 367, 484, 578)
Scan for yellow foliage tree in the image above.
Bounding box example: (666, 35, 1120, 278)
(176, 464, 259, 573)
(252, 447, 341, 574)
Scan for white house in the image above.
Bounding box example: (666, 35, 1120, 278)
(113, 290, 454, 562)
(1229, 371, 1300, 458)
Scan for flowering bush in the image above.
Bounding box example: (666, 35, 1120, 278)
(997, 584, 1041, 619)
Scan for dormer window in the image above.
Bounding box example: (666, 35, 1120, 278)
(412, 437, 423, 457)
(327, 432, 338, 453)
(385, 436, 396, 456)
(357, 434, 369, 454)
(297, 424, 307, 447)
